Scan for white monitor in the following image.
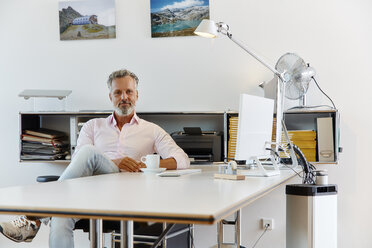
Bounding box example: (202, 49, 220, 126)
(235, 94, 274, 161)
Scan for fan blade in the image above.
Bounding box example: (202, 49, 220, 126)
(275, 52, 314, 100)
(285, 80, 310, 100)
(275, 53, 306, 74)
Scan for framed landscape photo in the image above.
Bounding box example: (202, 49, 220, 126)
(59, 0, 116, 40)
(150, 0, 210, 38)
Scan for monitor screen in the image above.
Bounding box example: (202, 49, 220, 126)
(235, 94, 274, 161)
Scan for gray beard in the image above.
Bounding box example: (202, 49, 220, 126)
(114, 104, 135, 116)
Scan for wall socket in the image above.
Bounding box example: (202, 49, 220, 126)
(262, 218, 274, 230)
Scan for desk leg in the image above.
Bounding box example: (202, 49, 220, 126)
(120, 220, 133, 248)
(217, 221, 223, 248)
(90, 219, 104, 248)
(217, 209, 241, 248)
(235, 210, 241, 247)
(189, 224, 194, 248)
(90, 219, 97, 248)
(97, 219, 104, 248)
(162, 223, 167, 248)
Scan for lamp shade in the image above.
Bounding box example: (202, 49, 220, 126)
(194, 19, 218, 38)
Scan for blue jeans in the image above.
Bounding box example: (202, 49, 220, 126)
(49, 145, 120, 248)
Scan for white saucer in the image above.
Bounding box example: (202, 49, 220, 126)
(141, 168, 166, 173)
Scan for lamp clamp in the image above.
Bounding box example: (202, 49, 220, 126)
(216, 22, 229, 35)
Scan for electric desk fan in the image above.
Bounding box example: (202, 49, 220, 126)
(275, 53, 315, 108)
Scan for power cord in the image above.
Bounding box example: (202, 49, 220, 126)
(287, 104, 335, 111)
(251, 224, 269, 248)
(312, 76, 336, 109)
(268, 146, 305, 180)
(283, 163, 306, 180)
(287, 144, 316, 184)
(312, 76, 342, 157)
(271, 143, 315, 184)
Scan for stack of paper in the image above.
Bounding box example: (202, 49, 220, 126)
(271, 118, 317, 161)
(272, 117, 277, 142)
(21, 128, 69, 160)
(286, 130, 317, 162)
(227, 117, 238, 161)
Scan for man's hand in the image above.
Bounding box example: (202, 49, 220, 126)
(113, 157, 146, 172)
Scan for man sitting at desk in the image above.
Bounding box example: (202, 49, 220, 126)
(0, 69, 190, 247)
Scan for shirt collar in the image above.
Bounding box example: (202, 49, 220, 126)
(131, 113, 140, 124)
(107, 112, 140, 127)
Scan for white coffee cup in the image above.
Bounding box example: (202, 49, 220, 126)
(141, 154, 160, 169)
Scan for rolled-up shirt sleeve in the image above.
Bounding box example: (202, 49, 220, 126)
(154, 127, 190, 169)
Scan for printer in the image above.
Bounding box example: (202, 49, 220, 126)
(171, 127, 223, 163)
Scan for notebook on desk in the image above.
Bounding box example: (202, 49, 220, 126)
(157, 169, 202, 177)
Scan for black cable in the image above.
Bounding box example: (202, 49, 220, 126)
(287, 105, 335, 111)
(311, 78, 341, 155)
(267, 148, 280, 158)
(283, 163, 305, 180)
(307, 162, 317, 184)
(284, 144, 316, 184)
(251, 224, 269, 248)
(268, 147, 305, 180)
(312, 77, 336, 109)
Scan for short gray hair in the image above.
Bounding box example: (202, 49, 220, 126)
(107, 69, 139, 91)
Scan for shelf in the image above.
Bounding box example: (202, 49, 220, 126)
(19, 110, 233, 115)
(20, 160, 71, 163)
(19, 110, 340, 165)
(19, 111, 229, 164)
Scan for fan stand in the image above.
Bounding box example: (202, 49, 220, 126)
(286, 95, 308, 111)
(289, 95, 306, 109)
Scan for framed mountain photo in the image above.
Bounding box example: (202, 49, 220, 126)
(59, 0, 116, 40)
(150, 0, 210, 38)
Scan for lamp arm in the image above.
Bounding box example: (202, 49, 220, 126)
(226, 33, 282, 79)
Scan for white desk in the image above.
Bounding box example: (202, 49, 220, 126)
(0, 167, 296, 247)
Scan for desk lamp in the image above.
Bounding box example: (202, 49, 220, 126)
(194, 19, 315, 166)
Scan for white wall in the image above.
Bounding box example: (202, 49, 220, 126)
(0, 0, 371, 247)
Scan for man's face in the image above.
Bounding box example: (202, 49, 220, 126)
(109, 76, 138, 116)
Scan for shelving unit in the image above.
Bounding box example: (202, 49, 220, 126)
(283, 109, 340, 164)
(19, 111, 228, 163)
(19, 109, 340, 164)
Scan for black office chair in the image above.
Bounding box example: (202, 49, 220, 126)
(36, 175, 192, 248)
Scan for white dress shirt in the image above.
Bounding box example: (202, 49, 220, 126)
(74, 113, 190, 169)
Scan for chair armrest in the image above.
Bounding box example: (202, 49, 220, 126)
(36, 175, 60, 182)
